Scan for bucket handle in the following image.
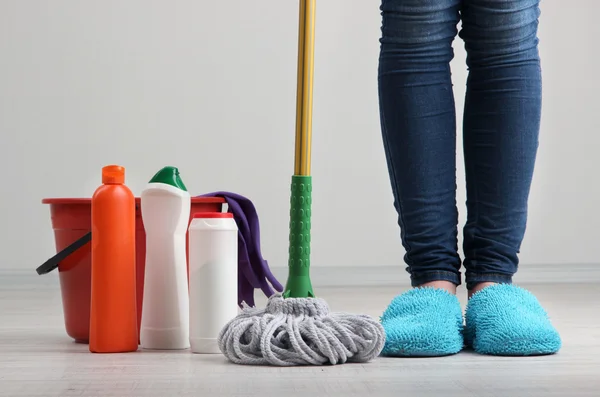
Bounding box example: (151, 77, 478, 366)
(36, 232, 92, 275)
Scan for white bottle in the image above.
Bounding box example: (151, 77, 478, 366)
(188, 212, 238, 354)
(140, 166, 190, 350)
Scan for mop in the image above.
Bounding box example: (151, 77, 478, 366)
(217, 0, 385, 366)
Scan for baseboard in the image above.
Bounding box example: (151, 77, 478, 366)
(271, 263, 600, 288)
(2, 263, 599, 290)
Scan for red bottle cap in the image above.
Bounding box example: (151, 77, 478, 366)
(193, 212, 233, 219)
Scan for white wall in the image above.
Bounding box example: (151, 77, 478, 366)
(1, 1, 598, 274)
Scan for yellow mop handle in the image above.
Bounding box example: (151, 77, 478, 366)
(294, 0, 316, 176)
(284, 0, 317, 298)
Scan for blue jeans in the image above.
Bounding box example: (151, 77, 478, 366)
(377, 0, 542, 290)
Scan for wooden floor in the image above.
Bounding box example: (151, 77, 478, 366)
(1, 273, 599, 396)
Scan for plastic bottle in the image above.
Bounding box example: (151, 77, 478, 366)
(140, 166, 191, 350)
(188, 212, 238, 354)
(89, 165, 138, 353)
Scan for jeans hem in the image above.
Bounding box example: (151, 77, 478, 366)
(410, 270, 461, 287)
(465, 273, 513, 290)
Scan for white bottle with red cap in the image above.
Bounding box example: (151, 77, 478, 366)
(188, 211, 238, 354)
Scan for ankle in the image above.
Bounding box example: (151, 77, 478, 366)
(468, 282, 497, 299)
(418, 280, 457, 295)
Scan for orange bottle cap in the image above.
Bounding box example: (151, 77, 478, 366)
(102, 165, 125, 184)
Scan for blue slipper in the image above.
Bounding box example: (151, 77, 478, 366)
(465, 284, 561, 356)
(380, 288, 464, 357)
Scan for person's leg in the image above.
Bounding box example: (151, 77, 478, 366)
(377, 0, 464, 357)
(378, 0, 462, 292)
(460, 0, 541, 292)
(459, 0, 561, 355)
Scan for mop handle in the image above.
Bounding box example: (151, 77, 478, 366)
(284, 0, 316, 299)
(294, 0, 316, 177)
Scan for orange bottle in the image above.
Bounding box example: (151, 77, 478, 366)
(89, 165, 138, 353)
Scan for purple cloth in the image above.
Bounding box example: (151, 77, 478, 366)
(197, 191, 283, 307)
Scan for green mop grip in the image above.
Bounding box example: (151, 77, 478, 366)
(283, 175, 315, 298)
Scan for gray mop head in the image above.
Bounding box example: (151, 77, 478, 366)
(217, 294, 386, 366)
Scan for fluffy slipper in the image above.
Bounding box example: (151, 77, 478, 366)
(380, 288, 464, 357)
(465, 284, 561, 356)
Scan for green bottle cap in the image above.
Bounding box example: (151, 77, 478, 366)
(148, 166, 188, 191)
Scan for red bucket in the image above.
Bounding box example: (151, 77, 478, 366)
(40, 197, 225, 343)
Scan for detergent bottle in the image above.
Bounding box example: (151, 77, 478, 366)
(140, 166, 191, 350)
(89, 165, 138, 353)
